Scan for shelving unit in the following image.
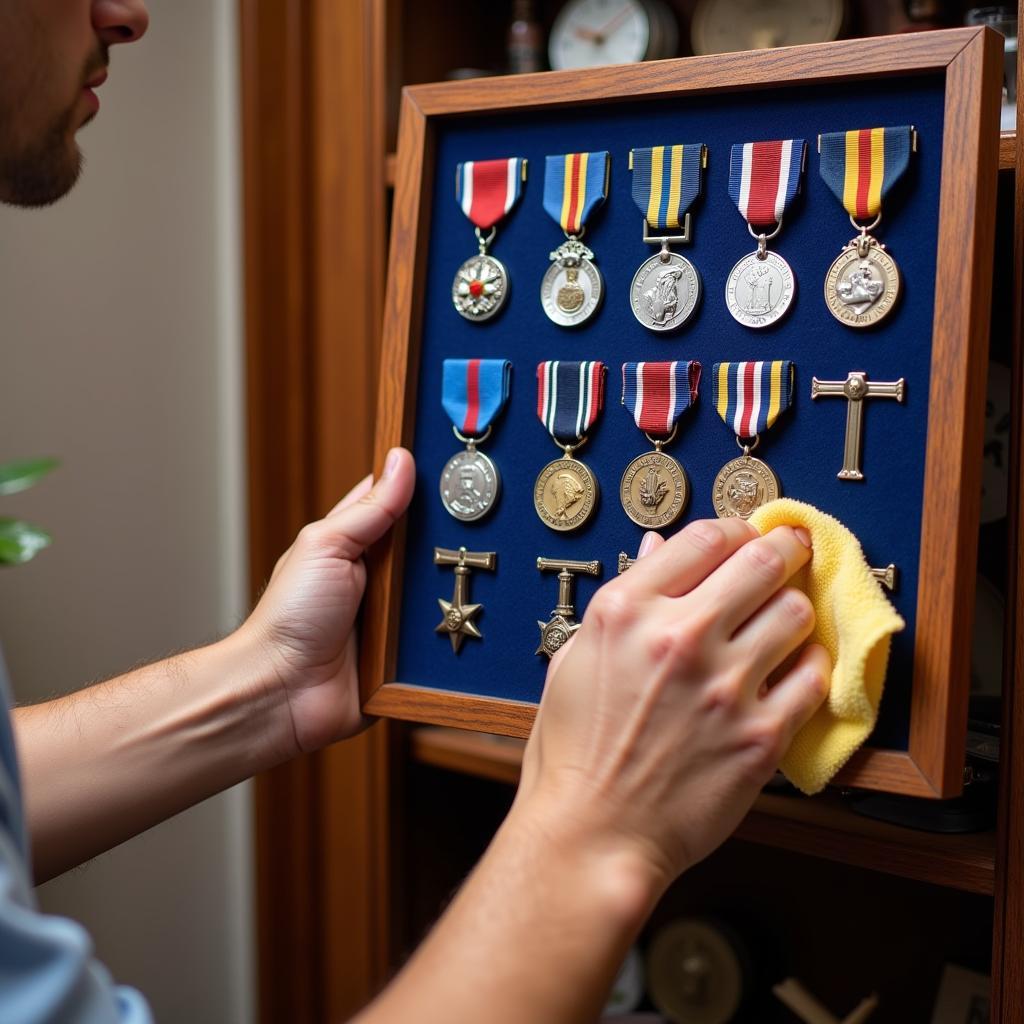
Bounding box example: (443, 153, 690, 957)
(241, 1, 1024, 1020)
(410, 726, 998, 895)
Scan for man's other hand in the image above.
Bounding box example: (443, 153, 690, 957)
(240, 447, 415, 756)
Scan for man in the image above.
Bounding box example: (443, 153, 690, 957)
(0, 3, 830, 1021)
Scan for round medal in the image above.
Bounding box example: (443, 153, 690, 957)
(712, 454, 780, 520)
(725, 250, 795, 328)
(620, 450, 689, 528)
(452, 253, 509, 322)
(824, 241, 900, 328)
(534, 457, 599, 531)
(630, 252, 701, 332)
(439, 448, 500, 521)
(541, 258, 603, 327)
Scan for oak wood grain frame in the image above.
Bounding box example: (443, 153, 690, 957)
(363, 28, 1004, 799)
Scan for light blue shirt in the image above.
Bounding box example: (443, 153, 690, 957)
(0, 657, 152, 1022)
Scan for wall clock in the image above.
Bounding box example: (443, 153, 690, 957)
(691, 0, 846, 55)
(549, 0, 678, 70)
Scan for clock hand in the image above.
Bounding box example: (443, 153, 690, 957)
(593, 4, 634, 44)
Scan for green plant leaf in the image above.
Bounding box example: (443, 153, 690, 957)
(0, 518, 52, 565)
(0, 457, 59, 496)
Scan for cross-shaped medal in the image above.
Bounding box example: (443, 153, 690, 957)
(811, 371, 905, 480)
(434, 546, 497, 653)
(536, 556, 601, 658)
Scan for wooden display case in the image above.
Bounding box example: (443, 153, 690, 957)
(240, 1, 1024, 1021)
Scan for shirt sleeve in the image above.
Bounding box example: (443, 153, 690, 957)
(0, 719, 152, 1024)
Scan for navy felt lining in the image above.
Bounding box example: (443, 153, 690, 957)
(393, 74, 948, 752)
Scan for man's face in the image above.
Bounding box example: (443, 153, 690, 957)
(0, 0, 148, 207)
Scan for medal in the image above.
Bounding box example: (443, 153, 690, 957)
(818, 126, 915, 328)
(535, 556, 602, 659)
(619, 360, 701, 529)
(540, 152, 610, 327)
(725, 139, 806, 328)
(534, 360, 606, 531)
(711, 361, 795, 519)
(439, 358, 511, 521)
(628, 143, 705, 331)
(433, 546, 497, 653)
(452, 157, 526, 322)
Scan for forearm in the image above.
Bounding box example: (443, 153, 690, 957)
(360, 791, 662, 1024)
(13, 628, 291, 882)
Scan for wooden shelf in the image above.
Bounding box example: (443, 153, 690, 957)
(409, 725, 996, 896)
(387, 131, 1016, 187)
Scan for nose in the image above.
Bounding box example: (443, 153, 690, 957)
(92, 0, 150, 45)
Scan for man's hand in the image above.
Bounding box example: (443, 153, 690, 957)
(517, 518, 830, 898)
(240, 447, 416, 757)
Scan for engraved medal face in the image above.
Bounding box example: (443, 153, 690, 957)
(439, 448, 500, 521)
(630, 252, 701, 332)
(452, 253, 509, 322)
(620, 450, 689, 528)
(534, 458, 599, 531)
(725, 250, 795, 328)
(536, 614, 580, 658)
(541, 259, 603, 327)
(824, 242, 900, 328)
(712, 455, 780, 520)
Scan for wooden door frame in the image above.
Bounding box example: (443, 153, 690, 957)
(239, 2, 394, 1020)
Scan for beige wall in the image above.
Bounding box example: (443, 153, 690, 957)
(0, 2, 252, 1021)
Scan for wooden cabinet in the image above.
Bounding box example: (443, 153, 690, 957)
(241, 1, 1024, 1020)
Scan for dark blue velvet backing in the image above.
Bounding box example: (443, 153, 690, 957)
(394, 74, 948, 751)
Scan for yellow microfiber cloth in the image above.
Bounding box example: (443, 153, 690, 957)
(747, 498, 906, 795)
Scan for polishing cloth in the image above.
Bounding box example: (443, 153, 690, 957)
(748, 498, 906, 795)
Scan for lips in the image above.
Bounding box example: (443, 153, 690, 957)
(84, 69, 108, 89)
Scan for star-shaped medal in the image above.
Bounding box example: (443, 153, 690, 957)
(535, 614, 580, 659)
(436, 596, 484, 653)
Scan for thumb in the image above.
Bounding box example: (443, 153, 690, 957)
(315, 447, 416, 561)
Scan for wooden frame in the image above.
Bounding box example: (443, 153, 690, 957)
(362, 28, 1003, 799)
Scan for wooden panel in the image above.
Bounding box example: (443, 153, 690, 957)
(362, 29, 1004, 799)
(991, 5, 1024, 1021)
(408, 727, 997, 895)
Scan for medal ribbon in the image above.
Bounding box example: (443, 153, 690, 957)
(455, 158, 526, 230)
(542, 152, 611, 235)
(712, 361, 794, 438)
(621, 361, 701, 435)
(537, 361, 606, 446)
(728, 140, 806, 229)
(442, 359, 512, 436)
(630, 145, 703, 230)
(819, 126, 913, 221)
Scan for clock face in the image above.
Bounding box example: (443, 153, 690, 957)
(549, 0, 652, 70)
(691, 0, 845, 55)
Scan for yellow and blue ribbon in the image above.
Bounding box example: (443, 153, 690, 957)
(819, 126, 913, 222)
(630, 145, 703, 230)
(712, 361, 794, 439)
(542, 152, 610, 235)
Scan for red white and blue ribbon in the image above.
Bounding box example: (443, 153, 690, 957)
(621, 361, 701, 435)
(728, 140, 806, 229)
(537, 361, 606, 446)
(712, 361, 795, 438)
(455, 158, 526, 230)
(442, 359, 511, 436)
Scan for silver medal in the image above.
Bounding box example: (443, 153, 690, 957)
(630, 251, 701, 332)
(541, 236, 603, 328)
(439, 448, 500, 521)
(452, 252, 509, 322)
(725, 249, 795, 329)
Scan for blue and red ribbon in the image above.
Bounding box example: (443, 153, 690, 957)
(621, 361, 701, 435)
(542, 153, 610, 235)
(728, 140, 805, 229)
(442, 359, 511, 436)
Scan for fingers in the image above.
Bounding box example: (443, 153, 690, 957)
(327, 473, 374, 517)
(761, 643, 831, 747)
(305, 447, 416, 561)
(621, 518, 759, 599)
(730, 586, 816, 687)
(687, 526, 812, 636)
